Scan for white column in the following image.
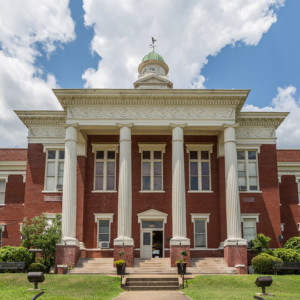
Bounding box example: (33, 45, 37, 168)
(62, 125, 79, 246)
(114, 124, 134, 246)
(170, 125, 190, 246)
(223, 125, 246, 246)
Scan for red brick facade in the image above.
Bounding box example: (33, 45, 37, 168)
(1, 140, 299, 269)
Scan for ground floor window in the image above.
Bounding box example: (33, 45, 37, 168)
(0, 229, 2, 247)
(191, 213, 210, 248)
(241, 214, 259, 245)
(94, 213, 114, 248)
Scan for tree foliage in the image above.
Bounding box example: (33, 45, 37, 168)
(284, 237, 300, 252)
(21, 213, 62, 272)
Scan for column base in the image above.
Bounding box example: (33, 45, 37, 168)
(224, 239, 247, 274)
(55, 244, 80, 273)
(170, 244, 191, 267)
(114, 245, 134, 267)
(113, 237, 134, 246)
(61, 237, 80, 247)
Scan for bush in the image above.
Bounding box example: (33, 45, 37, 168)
(29, 262, 46, 272)
(251, 253, 282, 274)
(251, 233, 271, 253)
(272, 248, 300, 262)
(0, 246, 34, 271)
(284, 237, 300, 252)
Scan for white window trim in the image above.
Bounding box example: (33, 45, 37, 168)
(94, 213, 114, 248)
(43, 148, 65, 192)
(0, 176, 8, 206)
(281, 223, 285, 232)
(186, 144, 213, 192)
(296, 177, 300, 205)
(92, 144, 119, 192)
(237, 149, 260, 192)
(138, 143, 166, 192)
(241, 213, 259, 242)
(298, 223, 300, 232)
(191, 213, 210, 249)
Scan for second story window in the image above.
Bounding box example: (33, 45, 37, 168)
(92, 144, 119, 192)
(297, 180, 300, 205)
(237, 150, 259, 191)
(139, 144, 166, 192)
(186, 144, 213, 192)
(45, 150, 64, 192)
(0, 179, 6, 205)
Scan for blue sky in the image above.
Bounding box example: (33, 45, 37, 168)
(0, 0, 300, 148)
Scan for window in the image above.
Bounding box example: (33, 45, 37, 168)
(92, 144, 118, 192)
(0, 228, 2, 247)
(186, 144, 213, 191)
(241, 214, 259, 243)
(45, 150, 64, 191)
(95, 150, 116, 191)
(237, 150, 259, 191)
(0, 179, 6, 205)
(94, 213, 114, 248)
(298, 181, 300, 205)
(139, 144, 166, 192)
(191, 213, 210, 248)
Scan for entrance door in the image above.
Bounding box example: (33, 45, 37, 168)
(141, 231, 152, 258)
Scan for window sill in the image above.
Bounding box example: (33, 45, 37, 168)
(0, 204, 5, 207)
(139, 190, 166, 193)
(188, 190, 213, 193)
(42, 191, 63, 194)
(239, 191, 262, 194)
(91, 190, 117, 193)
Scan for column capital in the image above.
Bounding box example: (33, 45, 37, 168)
(169, 123, 187, 129)
(116, 123, 134, 129)
(64, 123, 79, 129)
(222, 123, 239, 129)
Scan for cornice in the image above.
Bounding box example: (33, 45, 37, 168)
(14, 110, 66, 127)
(53, 88, 249, 111)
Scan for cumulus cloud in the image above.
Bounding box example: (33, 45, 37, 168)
(82, 0, 285, 89)
(243, 86, 300, 148)
(0, 0, 75, 147)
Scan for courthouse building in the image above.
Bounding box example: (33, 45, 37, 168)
(0, 50, 300, 274)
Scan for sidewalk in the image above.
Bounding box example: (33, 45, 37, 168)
(113, 290, 192, 300)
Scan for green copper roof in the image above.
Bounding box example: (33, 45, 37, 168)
(142, 51, 165, 63)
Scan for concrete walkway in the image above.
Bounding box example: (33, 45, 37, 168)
(113, 291, 192, 300)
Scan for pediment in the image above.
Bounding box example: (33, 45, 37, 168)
(137, 209, 168, 223)
(134, 74, 173, 89)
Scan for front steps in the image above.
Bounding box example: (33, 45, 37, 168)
(69, 257, 237, 275)
(189, 257, 237, 274)
(124, 276, 180, 291)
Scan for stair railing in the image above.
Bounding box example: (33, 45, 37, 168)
(120, 263, 126, 288)
(180, 262, 188, 289)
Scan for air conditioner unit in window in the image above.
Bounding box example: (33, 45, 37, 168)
(99, 242, 110, 249)
(239, 186, 247, 191)
(56, 184, 63, 191)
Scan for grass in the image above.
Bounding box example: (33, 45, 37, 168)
(184, 275, 300, 300)
(0, 273, 122, 299)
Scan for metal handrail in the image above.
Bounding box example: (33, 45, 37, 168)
(120, 263, 126, 288)
(32, 291, 44, 300)
(180, 263, 188, 289)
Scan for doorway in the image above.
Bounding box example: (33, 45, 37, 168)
(140, 220, 164, 259)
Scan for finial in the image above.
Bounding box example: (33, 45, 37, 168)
(149, 37, 157, 52)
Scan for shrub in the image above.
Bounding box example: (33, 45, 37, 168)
(0, 246, 34, 271)
(251, 233, 271, 253)
(284, 237, 300, 252)
(272, 248, 300, 262)
(251, 253, 282, 274)
(29, 262, 46, 272)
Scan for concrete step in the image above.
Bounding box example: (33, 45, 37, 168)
(125, 277, 180, 291)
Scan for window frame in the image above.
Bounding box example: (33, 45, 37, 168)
(94, 213, 114, 248)
(191, 213, 210, 249)
(237, 149, 260, 192)
(0, 225, 5, 247)
(43, 145, 65, 192)
(186, 144, 213, 192)
(138, 143, 166, 192)
(297, 178, 300, 205)
(0, 176, 8, 205)
(91, 144, 119, 192)
(241, 213, 259, 244)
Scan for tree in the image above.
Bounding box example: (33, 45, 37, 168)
(251, 233, 271, 253)
(21, 213, 62, 272)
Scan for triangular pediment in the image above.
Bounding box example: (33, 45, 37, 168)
(134, 74, 173, 89)
(137, 209, 168, 223)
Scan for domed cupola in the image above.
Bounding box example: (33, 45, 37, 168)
(134, 39, 173, 89)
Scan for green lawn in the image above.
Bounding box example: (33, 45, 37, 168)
(0, 273, 122, 299)
(184, 275, 300, 300)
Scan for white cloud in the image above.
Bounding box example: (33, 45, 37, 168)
(243, 86, 300, 148)
(0, 0, 75, 147)
(82, 0, 285, 89)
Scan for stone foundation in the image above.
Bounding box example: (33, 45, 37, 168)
(113, 245, 134, 267)
(55, 244, 80, 273)
(224, 244, 247, 274)
(170, 245, 190, 267)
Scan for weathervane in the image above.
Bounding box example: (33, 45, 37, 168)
(149, 37, 157, 52)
